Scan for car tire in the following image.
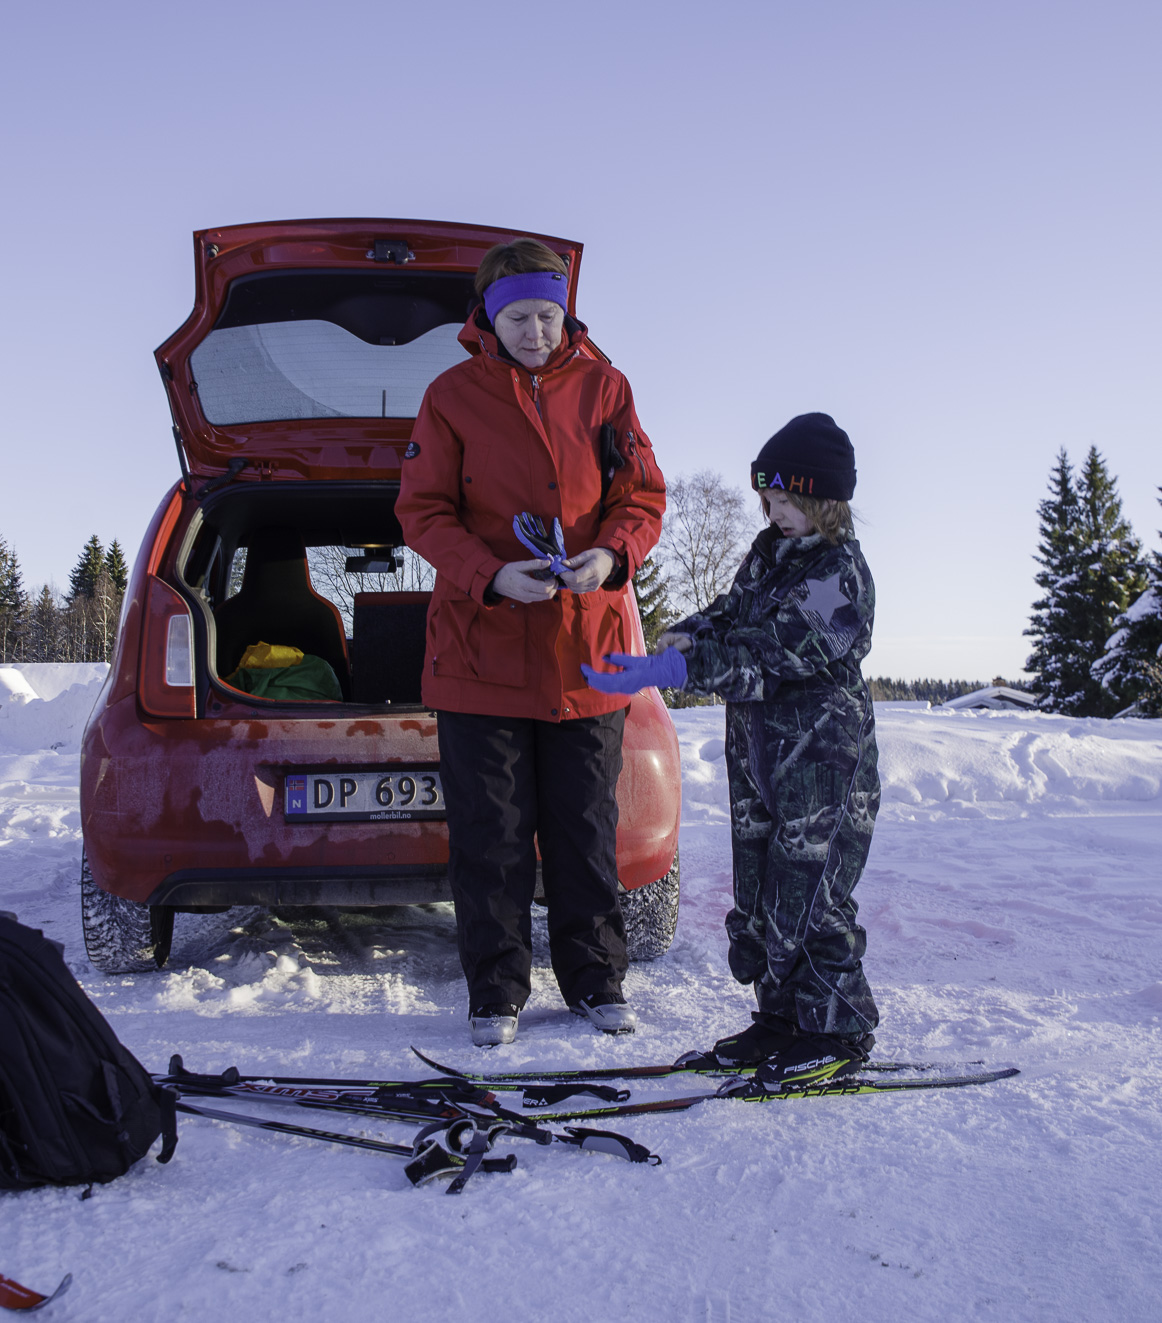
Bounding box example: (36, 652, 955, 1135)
(80, 851, 164, 974)
(622, 851, 680, 961)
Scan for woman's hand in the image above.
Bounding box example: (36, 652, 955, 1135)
(492, 559, 560, 603)
(559, 547, 616, 594)
(657, 631, 694, 654)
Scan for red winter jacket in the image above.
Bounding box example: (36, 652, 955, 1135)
(396, 311, 666, 721)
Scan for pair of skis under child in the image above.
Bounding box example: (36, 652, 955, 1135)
(585, 412, 881, 1088)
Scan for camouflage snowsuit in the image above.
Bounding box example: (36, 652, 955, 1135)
(674, 527, 880, 1037)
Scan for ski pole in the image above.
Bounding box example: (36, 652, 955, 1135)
(174, 1101, 516, 1188)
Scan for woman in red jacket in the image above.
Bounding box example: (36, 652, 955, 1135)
(396, 238, 666, 1046)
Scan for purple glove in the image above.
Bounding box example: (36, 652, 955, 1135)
(581, 649, 688, 695)
(513, 512, 569, 577)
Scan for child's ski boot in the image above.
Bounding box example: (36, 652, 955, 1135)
(753, 1033, 875, 1090)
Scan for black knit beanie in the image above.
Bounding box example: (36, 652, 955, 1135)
(750, 413, 856, 501)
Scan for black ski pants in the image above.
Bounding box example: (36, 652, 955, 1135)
(436, 708, 628, 1010)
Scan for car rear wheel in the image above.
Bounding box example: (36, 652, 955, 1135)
(622, 851, 680, 961)
(80, 851, 172, 973)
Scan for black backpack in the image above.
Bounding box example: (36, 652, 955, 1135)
(0, 914, 177, 1189)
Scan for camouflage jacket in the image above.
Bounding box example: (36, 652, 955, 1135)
(673, 528, 875, 706)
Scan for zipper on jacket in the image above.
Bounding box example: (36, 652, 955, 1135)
(626, 430, 647, 485)
(480, 333, 582, 427)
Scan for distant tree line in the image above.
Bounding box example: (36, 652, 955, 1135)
(866, 677, 1031, 704)
(0, 534, 128, 664)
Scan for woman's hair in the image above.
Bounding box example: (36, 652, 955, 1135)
(761, 492, 855, 545)
(475, 238, 568, 297)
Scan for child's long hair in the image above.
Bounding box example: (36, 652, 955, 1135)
(761, 493, 855, 545)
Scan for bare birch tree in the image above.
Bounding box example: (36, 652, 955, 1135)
(88, 569, 124, 663)
(658, 470, 756, 617)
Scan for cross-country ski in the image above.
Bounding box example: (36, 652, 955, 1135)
(0, 1274, 72, 1315)
(410, 1046, 1019, 1089)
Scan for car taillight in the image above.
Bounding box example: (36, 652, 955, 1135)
(139, 575, 196, 718)
(165, 614, 193, 686)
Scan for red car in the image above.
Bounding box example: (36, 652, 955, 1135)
(79, 218, 681, 973)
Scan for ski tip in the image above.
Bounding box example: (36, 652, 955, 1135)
(0, 1272, 72, 1312)
(951, 1062, 1021, 1081)
(410, 1048, 465, 1078)
(47, 1274, 73, 1309)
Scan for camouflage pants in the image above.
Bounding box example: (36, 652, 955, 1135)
(723, 695, 880, 1038)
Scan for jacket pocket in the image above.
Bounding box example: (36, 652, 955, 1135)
(478, 602, 528, 686)
(569, 591, 629, 681)
(432, 595, 527, 688)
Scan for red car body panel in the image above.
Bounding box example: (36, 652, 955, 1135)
(80, 219, 680, 917)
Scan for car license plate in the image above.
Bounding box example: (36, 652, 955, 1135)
(284, 769, 445, 822)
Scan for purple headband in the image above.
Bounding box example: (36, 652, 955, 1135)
(483, 270, 568, 324)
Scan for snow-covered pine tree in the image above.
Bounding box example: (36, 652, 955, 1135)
(1025, 450, 1085, 711)
(0, 535, 29, 662)
(1026, 448, 1146, 716)
(1093, 486, 1162, 716)
(1072, 447, 1147, 716)
(26, 585, 63, 662)
(103, 539, 129, 593)
(68, 534, 106, 602)
(632, 553, 672, 652)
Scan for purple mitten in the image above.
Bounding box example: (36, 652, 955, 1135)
(581, 649, 688, 695)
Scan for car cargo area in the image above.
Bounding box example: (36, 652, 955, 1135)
(177, 482, 433, 710)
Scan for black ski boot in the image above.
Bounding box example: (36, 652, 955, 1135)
(674, 1017, 799, 1071)
(752, 1033, 875, 1091)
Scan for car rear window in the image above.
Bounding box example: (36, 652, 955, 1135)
(224, 543, 436, 633)
(189, 268, 476, 424)
(191, 321, 470, 422)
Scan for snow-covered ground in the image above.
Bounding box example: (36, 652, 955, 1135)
(3, 665, 1161, 1322)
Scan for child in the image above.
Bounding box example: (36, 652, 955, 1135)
(583, 413, 880, 1088)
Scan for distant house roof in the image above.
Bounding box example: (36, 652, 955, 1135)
(940, 686, 1041, 712)
(1112, 699, 1154, 720)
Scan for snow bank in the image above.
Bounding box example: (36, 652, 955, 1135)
(4, 663, 110, 703)
(673, 700, 1162, 821)
(3, 695, 1162, 1322)
(0, 669, 40, 706)
(0, 664, 108, 754)
(877, 705, 1162, 814)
